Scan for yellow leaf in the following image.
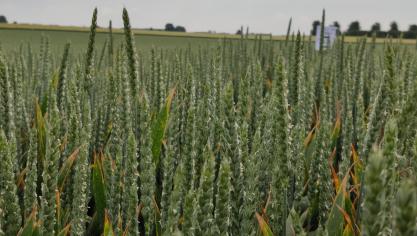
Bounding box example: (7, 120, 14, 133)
(256, 212, 274, 236)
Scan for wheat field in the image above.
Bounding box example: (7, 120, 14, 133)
(0, 8, 416, 236)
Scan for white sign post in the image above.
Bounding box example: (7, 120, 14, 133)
(315, 25, 337, 50)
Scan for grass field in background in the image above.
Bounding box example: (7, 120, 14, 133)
(0, 28, 222, 52)
(1, 23, 416, 53)
(0, 23, 283, 53)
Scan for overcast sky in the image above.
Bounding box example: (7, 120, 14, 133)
(2, 0, 416, 35)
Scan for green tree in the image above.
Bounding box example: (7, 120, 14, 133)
(175, 25, 186, 32)
(388, 21, 400, 38)
(333, 21, 340, 30)
(333, 21, 341, 35)
(0, 16, 7, 23)
(408, 24, 417, 32)
(311, 20, 320, 35)
(346, 21, 361, 35)
(404, 24, 417, 39)
(371, 22, 381, 32)
(165, 23, 175, 31)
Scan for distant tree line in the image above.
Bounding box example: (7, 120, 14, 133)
(0, 15, 7, 23)
(165, 23, 186, 32)
(311, 20, 417, 39)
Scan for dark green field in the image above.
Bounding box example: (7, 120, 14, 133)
(0, 28, 224, 53)
(2, 25, 412, 56)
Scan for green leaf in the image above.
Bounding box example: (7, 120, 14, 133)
(286, 210, 296, 236)
(286, 208, 305, 236)
(57, 147, 80, 192)
(35, 100, 46, 161)
(342, 225, 355, 236)
(153, 196, 162, 236)
(103, 211, 115, 236)
(56, 225, 70, 236)
(325, 189, 345, 236)
(92, 153, 107, 232)
(330, 104, 342, 146)
(151, 87, 175, 165)
(40, 93, 49, 115)
(326, 166, 354, 236)
(17, 208, 40, 236)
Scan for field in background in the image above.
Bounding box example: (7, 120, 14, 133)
(1, 23, 416, 53)
(0, 29, 220, 53)
(0, 23, 282, 53)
